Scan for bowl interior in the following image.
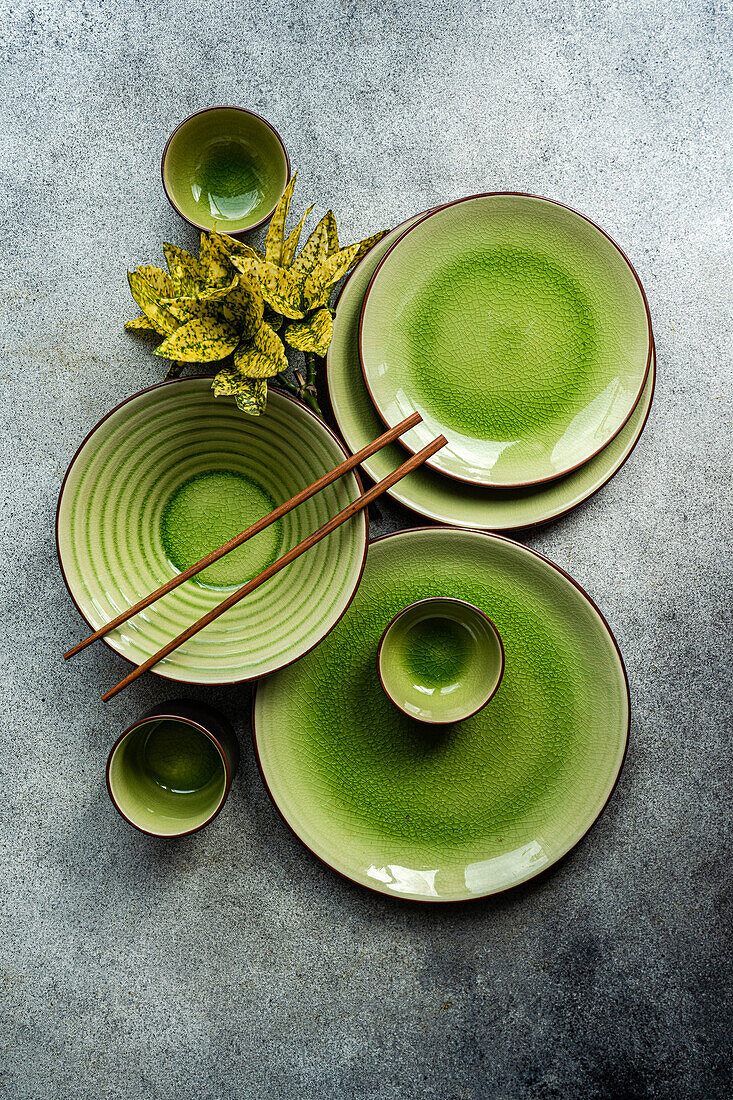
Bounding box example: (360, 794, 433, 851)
(378, 598, 503, 723)
(163, 107, 289, 233)
(57, 379, 367, 684)
(108, 717, 227, 836)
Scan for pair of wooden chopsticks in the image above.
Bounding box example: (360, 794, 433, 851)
(64, 411, 446, 701)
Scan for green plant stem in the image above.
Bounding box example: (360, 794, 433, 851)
(273, 368, 322, 416)
(301, 352, 323, 416)
(305, 352, 318, 391)
(274, 372, 299, 397)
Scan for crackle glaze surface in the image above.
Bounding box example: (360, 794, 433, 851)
(56, 378, 367, 684)
(360, 195, 651, 486)
(329, 217, 656, 528)
(255, 528, 629, 901)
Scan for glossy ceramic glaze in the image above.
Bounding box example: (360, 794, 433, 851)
(162, 106, 290, 234)
(57, 378, 367, 684)
(328, 215, 656, 530)
(107, 700, 239, 837)
(254, 528, 629, 902)
(378, 597, 504, 723)
(359, 194, 652, 487)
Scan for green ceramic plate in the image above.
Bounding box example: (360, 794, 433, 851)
(328, 214, 655, 530)
(254, 528, 629, 902)
(57, 378, 367, 685)
(359, 194, 652, 487)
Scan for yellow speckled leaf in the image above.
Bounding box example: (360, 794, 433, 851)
(162, 300, 196, 323)
(230, 256, 305, 318)
(160, 295, 239, 329)
(265, 172, 298, 266)
(290, 215, 330, 284)
(233, 345, 282, 379)
(253, 322, 288, 373)
(124, 315, 157, 332)
(217, 234, 265, 261)
(163, 243, 205, 295)
(165, 361, 185, 380)
(212, 362, 246, 394)
(127, 270, 179, 335)
(198, 274, 239, 302)
(281, 203, 315, 267)
(349, 229, 390, 265)
(200, 233, 234, 284)
(303, 231, 389, 308)
(283, 308, 333, 356)
(236, 379, 268, 414)
(226, 277, 264, 337)
(137, 265, 175, 298)
(212, 367, 268, 414)
(154, 318, 239, 362)
(322, 210, 339, 256)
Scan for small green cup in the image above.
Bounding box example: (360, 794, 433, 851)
(377, 598, 504, 724)
(106, 701, 239, 837)
(161, 105, 290, 234)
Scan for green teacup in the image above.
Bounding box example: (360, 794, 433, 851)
(162, 105, 290, 234)
(106, 701, 239, 836)
(377, 598, 504, 724)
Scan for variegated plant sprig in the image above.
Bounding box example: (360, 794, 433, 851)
(125, 171, 388, 416)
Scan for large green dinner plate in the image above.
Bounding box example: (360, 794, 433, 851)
(57, 379, 367, 685)
(359, 194, 652, 487)
(254, 528, 629, 902)
(330, 214, 655, 529)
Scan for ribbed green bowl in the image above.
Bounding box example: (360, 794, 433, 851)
(57, 379, 368, 684)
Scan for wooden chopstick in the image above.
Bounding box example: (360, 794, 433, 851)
(64, 410, 423, 660)
(100, 434, 447, 702)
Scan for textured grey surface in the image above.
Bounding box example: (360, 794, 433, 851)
(1, 1, 731, 1097)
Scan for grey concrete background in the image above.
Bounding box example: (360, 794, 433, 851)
(1, 1, 730, 1097)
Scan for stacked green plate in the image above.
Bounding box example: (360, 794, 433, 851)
(57, 379, 367, 684)
(254, 528, 629, 902)
(359, 194, 652, 487)
(328, 211, 655, 530)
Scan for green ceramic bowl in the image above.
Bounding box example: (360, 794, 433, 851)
(162, 106, 290, 234)
(359, 193, 652, 488)
(57, 378, 368, 685)
(377, 598, 504, 723)
(107, 700, 238, 837)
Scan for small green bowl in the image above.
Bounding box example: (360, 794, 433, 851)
(57, 378, 368, 685)
(107, 700, 238, 837)
(377, 597, 504, 724)
(161, 106, 290, 235)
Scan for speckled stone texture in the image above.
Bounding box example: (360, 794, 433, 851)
(0, 1, 730, 1097)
